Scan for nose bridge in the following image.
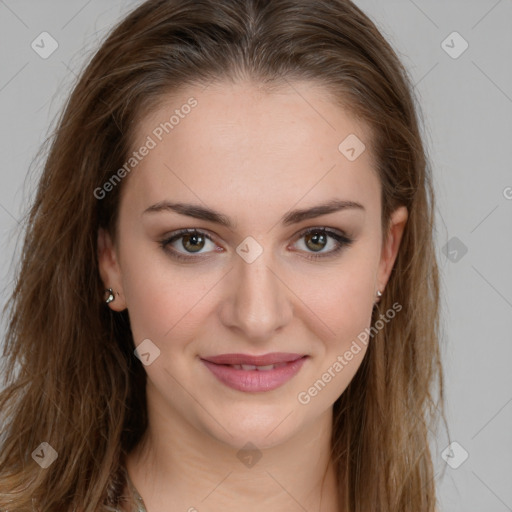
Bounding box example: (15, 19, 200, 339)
(224, 246, 292, 339)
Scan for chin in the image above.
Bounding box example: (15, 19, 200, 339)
(199, 404, 306, 451)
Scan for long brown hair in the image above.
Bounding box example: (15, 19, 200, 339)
(0, 1, 445, 510)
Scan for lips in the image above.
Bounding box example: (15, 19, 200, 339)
(201, 352, 305, 366)
(226, 362, 287, 371)
(200, 353, 308, 392)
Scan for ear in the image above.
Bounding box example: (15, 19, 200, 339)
(97, 227, 127, 311)
(376, 206, 408, 293)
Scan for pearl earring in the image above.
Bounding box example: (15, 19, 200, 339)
(105, 288, 115, 304)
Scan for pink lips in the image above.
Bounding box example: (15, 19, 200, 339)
(200, 352, 308, 392)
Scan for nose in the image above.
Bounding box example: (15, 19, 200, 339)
(218, 251, 294, 341)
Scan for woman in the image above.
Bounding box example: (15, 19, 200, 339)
(0, 0, 445, 510)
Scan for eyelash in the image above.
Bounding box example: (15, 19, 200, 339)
(158, 227, 354, 263)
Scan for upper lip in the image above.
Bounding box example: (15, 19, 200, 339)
(201, 352, 306, 366)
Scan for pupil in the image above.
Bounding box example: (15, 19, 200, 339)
(183, 233, 204, 253)
(306, 232, 326, 252)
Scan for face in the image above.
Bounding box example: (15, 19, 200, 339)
(98, 80, 407, 450)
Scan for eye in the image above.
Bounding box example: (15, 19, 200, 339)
(159, 229, 220, 262)
(159, 226, 354, 263)
(290, 227, 354, 260)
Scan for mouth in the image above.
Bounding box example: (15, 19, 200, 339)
(200, 353, 308, 392)
(220, 362, 289, 371)
(201, 352, 305, 366)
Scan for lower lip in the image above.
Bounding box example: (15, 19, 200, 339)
(201, 357, 308, 392)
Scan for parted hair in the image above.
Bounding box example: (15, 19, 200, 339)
(0, 1, 445, 510)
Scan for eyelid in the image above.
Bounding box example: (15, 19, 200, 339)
(159, 228, 219, 249)
(158, 228, 221, 262)
(159, 226, 354, 261)
(292, 225, 352, 242)
(288, 226, 354, 259)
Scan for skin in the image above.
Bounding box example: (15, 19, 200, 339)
(98, 80, 407, 512)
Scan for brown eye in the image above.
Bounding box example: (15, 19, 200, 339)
(181, 232, 206, 253)
(159, 229, 219, 261)
(304, 231, 328, 252)
(292, 227, 354, 260)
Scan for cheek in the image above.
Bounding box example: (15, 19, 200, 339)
(120, 224, 380, 353)
(293, 267, 376, 408)
(120, 241, 217, 346)
(292, 254, 378, 345)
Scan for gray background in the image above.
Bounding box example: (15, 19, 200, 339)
(0, 1, 511, 510)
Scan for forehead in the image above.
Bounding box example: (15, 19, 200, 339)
(125, 80, 379, 218)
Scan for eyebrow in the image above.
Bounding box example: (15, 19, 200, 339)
(142, 199, 365, 229)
